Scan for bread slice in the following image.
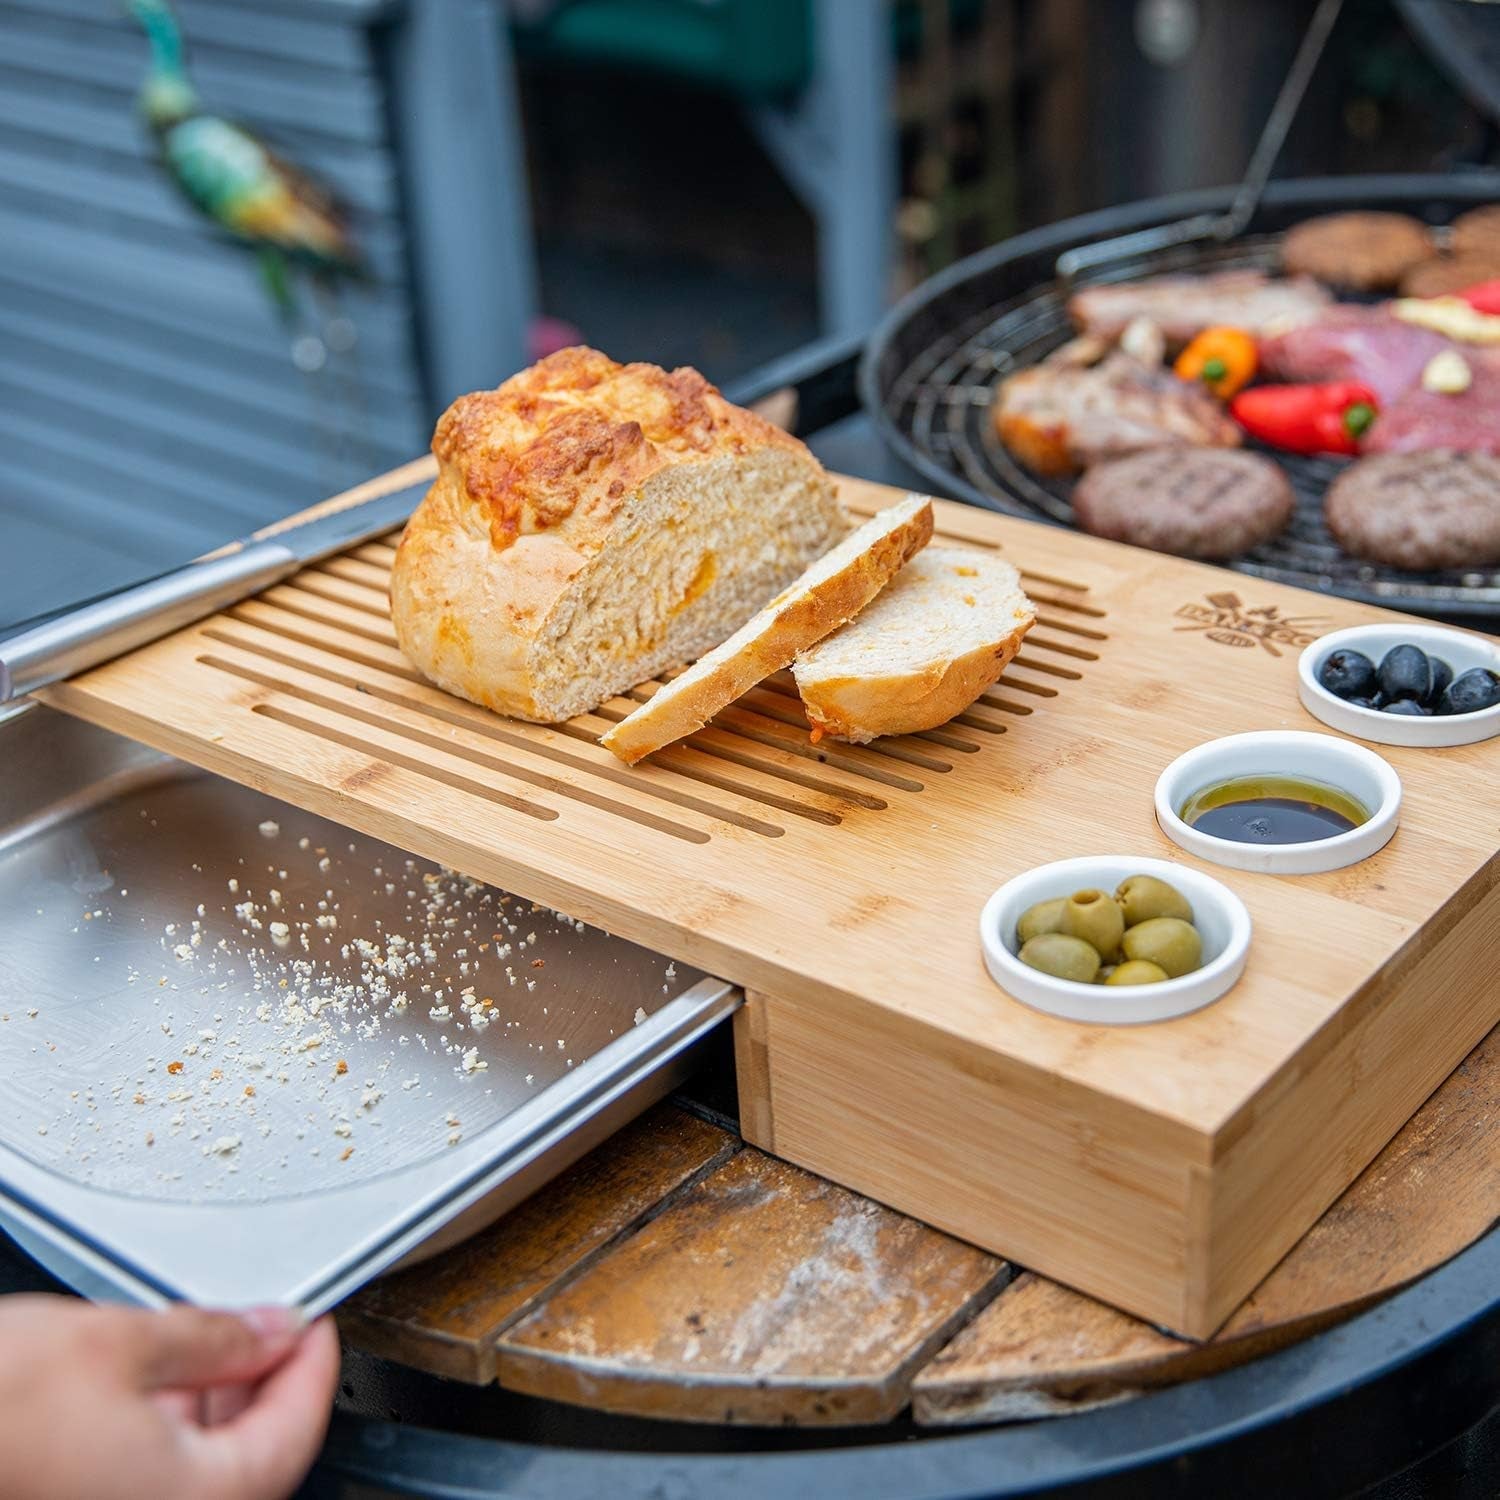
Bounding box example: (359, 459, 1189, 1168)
(791, 546, 1034, 743)
(391, 348, 848, 724)
(600, 496, 934, 764)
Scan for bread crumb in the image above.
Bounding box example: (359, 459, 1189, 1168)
(166, 1061, 184, 1076)
(258, 820, 279, 838)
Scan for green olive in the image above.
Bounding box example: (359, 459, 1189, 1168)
(1121, 917, 1202, 978)
(1016, 897, 1067, 945)
(1018, 933, 1101, 984)
(1104, 959, 1169, 986)
(1057, 888, 1124, 963)
(1095, 965, 1116, 985)
(1115, 874, 1193, 927)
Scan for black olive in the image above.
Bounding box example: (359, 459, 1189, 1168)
(1383, 699, 1431, 716)
(1318, 649, 1378, 701)
(1440, 667, 1500, 716)
(1427, 658, 1454, 707)
(1378, 644, 1432, 703)
(1346, 695, 1378, 709)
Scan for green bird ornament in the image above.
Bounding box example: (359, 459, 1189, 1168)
(126, 0, 367, 343)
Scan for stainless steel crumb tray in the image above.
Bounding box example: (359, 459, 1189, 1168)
(0, 702, 737, 1314)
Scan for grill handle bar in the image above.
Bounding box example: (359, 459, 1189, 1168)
(1058, 0, 1345, 282)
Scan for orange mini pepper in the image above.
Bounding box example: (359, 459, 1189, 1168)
(1173, 326, 1258, 399)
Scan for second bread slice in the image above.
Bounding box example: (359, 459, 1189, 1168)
(601, 495, 934, 764)
(792, 546, 1035, 743)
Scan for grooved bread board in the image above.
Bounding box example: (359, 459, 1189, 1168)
(41, 461, 1500, 1338)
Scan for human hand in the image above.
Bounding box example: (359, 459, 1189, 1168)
(0, 1294, 340, 1500)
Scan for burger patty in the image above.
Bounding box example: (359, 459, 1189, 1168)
(1071, 448, 1294, 561)
(1325, 452, 1500, 572)
(1400, 251, 1500, 299)
(1281, 212, 1435, 292)
(1451, 204, 1500, 258)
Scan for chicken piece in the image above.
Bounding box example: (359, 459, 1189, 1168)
(1067, 269, 1331, 347)
(992, 352, 1242, 476)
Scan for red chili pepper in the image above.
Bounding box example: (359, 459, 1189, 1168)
(1458, 279, 1500, 316)
(1229, 382, 1379, 456)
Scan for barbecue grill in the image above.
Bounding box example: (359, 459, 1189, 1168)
(861, 172, 1500, 619)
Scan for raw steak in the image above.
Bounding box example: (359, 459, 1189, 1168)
(1258, 305, 1453, 407)
(1364, 352, 1500, 455)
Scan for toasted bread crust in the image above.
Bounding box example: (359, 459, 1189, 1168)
(797, 630, 1030, 743)
(601, 500, 934, 764)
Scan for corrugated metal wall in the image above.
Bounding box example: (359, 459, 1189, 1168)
(0, 0, 431, 629)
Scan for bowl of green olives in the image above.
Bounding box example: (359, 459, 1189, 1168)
(979, 857, 1251, 1024)
(1298, 624, 1500, 748)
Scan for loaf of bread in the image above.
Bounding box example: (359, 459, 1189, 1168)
(600, 496, 934, 764)
(390, 347, 847, 723)
(792, 546, 1034, 742)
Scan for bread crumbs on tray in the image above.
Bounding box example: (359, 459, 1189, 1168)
(25, 804, 661, 1201)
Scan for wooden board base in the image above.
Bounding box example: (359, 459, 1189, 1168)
(42, 464, 1500, 1336)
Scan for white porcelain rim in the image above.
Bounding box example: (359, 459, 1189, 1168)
(1153, 730, 1402, 875)
(1297, 624, 1500, 748)
(979, 854, 1252, 1025)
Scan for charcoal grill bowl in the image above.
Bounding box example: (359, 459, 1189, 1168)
(860, 173, 1500, 621)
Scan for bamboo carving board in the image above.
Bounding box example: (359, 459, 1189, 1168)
(41, 461, 1500, 1337)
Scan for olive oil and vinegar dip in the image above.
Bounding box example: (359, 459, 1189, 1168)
(1180, 774, 1371, 846)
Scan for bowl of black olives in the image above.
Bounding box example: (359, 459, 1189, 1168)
(979, 856, 1252, 1025)
(1299, 625, 1500, 748)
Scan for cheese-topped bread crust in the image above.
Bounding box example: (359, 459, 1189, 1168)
(390, 347, 847, 723)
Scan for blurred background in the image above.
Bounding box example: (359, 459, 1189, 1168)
(1, 0, 1496, 629)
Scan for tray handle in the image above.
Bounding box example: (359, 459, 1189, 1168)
(0, 541, 298, 704)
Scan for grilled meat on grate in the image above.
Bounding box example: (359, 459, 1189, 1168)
(992, 351, 1241, 476)
(1258, 304, 1453, 408)
(1326, 451, 1500, 571)
(1072, 447, 1294, 561)
(1067, 269, 1331, 347)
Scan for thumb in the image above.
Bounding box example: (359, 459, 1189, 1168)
(126, 1304, 304, 1392)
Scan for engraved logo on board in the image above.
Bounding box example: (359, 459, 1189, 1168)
(1174, 591, 1326, 658)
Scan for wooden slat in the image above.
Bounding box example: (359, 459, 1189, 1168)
(339, 1106, 737, 1383)
(912, 1021, 1500, 1424)
(493, 1148, 1008, 1426)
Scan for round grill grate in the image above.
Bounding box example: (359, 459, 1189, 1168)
(865, 178, 1500, 619)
